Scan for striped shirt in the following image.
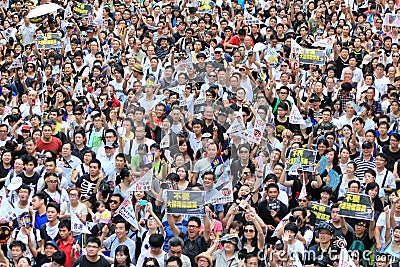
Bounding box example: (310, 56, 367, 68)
(354, 155, 376, 182)
(155, 45, 171, 61)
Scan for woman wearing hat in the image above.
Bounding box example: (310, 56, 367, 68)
(195, 253, 213, 267)
(203, 234, 241, 267)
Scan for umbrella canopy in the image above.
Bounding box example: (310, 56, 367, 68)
(27, 3, 63, 19)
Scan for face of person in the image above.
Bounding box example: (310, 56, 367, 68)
(115, 222, 127, 239)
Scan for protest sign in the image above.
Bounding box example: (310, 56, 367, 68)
(348, 101, 366, 115)
(211, 156, 224, 169)
(287, 149, 317, 173)
(71, 212, 91, 234)
(327, 169, 341, 190)
(197, 0, 215, 14)
(247, 114, 266, 144)
(0, 0, 8, 9)
(384, 13, 400, 27)
(8, 56, 23, 70)
(73, 2, 93, 17)
(289, 104, 305, 125)
(227, 111, 245, 134)
(310, 202, 331, 226)
(318, 156, 328, 174)
(166, 190, 205, 215)
(143, 153, 155, 165)
(291, 39, 303, 55)
(36, 33, 62, 49)
(244, 12, 264, 25)
(300, 118, 313, 129)
(128, 167, 153, 192)
(205, 171, 233, 205)
(0, 189, 16, 222)
(265, 47, 279, 67)
(287, 156, 302, 175)
(116, 198, 139, 229)
(299, 49, 326, 65)
(339, 193, 373, 220)
(160, 135, 170, 149)
(312, 35, 335, 49)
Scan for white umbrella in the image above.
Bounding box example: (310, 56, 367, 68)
(27, 3, 63, 19)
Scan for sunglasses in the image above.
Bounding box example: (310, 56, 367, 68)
(244, 229, 255, 233)
(109, 200, 120, 204)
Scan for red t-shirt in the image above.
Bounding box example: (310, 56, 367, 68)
(36, 136, 62, 154)
(57, 237, 80, 267)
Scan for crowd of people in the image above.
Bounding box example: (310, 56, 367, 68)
(0, 0, 400, 266)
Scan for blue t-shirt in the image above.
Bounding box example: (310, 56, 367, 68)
(35, 211, 48, 230)
(162, 219, 188, 252)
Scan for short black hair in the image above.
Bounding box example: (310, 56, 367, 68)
(86, 237, 101, 247)
(58, 218, 71, 231)
(149, 233, 165, 248)
(166, 256, 183, 267)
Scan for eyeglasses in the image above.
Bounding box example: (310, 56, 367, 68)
(280, 91, 288, 95)
(74, 113, 82, 115)
(70, 193, 79, 197)
(393, 55, 400, 57)
(110, 200, 120, 204)
(244, 229, 255, 233)
(86, 245, 99, 249)
(145, 264, 156, 267)
(239, 150, 249, 154)
(27, 65, 34, 68)
(66, 103, 73, 106)
(356, 224, 366, 227)
(243, 172, 252, 176)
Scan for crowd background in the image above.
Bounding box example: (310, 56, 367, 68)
(0, 0, 400, 267)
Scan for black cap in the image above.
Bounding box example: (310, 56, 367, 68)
(178, 130, 188, 137)
(362, 141, 373, 149)
(318, 223, 334, 235)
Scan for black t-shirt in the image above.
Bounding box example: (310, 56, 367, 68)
(335, 56, 349, 79)
(75, 174, 99, 199)
(19, 172, 40, 193)
(35, 253, 51, 267)
(73, 255, 111, 267)
(382, 145, 400, 171)
(179, 232, 208, 267)
(258, 199, 289, 241)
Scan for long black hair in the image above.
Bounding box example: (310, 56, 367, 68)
(113, 245, 132, 267)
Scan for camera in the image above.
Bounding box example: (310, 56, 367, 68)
(289, 215, 300, 223)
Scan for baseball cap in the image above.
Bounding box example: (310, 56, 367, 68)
(215, 47, 224, 53)
(178, 130, 188, 137)
(318, 223, 334, 234)
(44, 240, 58, 250)
(362, 141, 373, 149)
